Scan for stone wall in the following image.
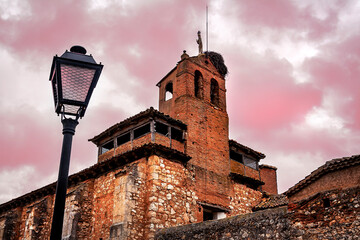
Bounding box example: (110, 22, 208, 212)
(156, 187, 360, 239)
(289, 186, 360, 239)
(155, 207, 303, 240)
(0, 148, 265, 240)
(144, 156, 199, 239)
(0, 209, 21, 240)
(228, 182, 262, 216)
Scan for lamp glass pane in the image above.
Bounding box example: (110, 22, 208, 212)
(63, 104, 81, 115)
(60, 64, 96, 103)
(51, 74, 58, 107)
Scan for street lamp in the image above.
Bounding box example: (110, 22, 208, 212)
(49, 45, 103, 240)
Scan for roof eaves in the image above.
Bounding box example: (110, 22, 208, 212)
(229, 139, 266, 159)
(285, 155, 360, 197)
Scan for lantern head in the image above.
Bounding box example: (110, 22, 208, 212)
(49, 46, 103, 119)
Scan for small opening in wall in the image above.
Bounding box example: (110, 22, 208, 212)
(323, 198, 330, 208)
(165, 82, 173, 101)
(101, 140, 114, 154)
(194, 70, 204, 99)
(210, 78, 219, 106)
(155, 121, 169, 136)
(202, 206, 226, 221)
(134, 123, 151, 139)
(171, 127, 184, 142)
(230, 151, 243, 164)
(117, 132, 131, 146)
(203, 209, 213, 221)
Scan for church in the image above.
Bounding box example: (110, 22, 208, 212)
(0, 45, 278, 239)
(1, 41, 358, 240)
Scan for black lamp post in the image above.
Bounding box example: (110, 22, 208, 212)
(49, 46, 103, 240)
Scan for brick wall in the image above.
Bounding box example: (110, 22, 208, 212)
(289, 187, 360, 239)
(99, 133, 186, 163)
(260, 165, 278, 195)
(288, 164, 360, 202)
(158, 55, 230, 177)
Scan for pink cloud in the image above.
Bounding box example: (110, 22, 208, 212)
(304, 33, 360, 130)
(0, 0, 359, 201)
(0, 108, 60, 174)
(227, 52, 321, 132)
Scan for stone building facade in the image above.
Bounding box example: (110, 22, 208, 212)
(0, 51, 277, 239)
(155, 155, 360, 239)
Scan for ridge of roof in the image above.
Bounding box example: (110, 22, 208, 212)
(285, 155, 360, 197)
(89, 107, 187, 144)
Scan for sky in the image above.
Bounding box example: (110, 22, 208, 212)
(0, 0, 359, 204)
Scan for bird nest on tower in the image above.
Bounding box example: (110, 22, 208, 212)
(205, 51, 228, 78)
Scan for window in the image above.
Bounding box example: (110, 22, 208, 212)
(202, 206, 226, 221)
(165, 82, 173, 101)
(133, 123, 151, 139)
(194, 70, 203, 99)
(117, 132, 131, 146)
(243, 156, 258, 170)
(171, 127, 183, 142)
(230, 151, 258, 170)
(230, 151, 243, 164)
(155, 121, 169, 136)
(210, 78, 219, 106)
(101, 140, 114, 154)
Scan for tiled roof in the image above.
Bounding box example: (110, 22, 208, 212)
(229, 139, 266, 159)
(89, 107, 187, 145)
(253, 194, 288, 211)
(285, 155, 360, 197)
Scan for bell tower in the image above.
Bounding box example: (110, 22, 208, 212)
(157, 50, 230, 188)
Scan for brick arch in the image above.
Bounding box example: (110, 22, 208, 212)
(165, 82, 173, 101)
(210, 78, 219, 106)
(194, 70, 204, 99)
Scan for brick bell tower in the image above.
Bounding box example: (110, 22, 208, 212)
(157, 50, 230, 205)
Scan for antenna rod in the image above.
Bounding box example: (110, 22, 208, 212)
(206, 5, 209, 54)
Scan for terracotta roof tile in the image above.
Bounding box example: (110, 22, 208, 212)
(253, 194, 288, 211)
(229, 139, 266, 159)
(285, 155, 360, 197)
